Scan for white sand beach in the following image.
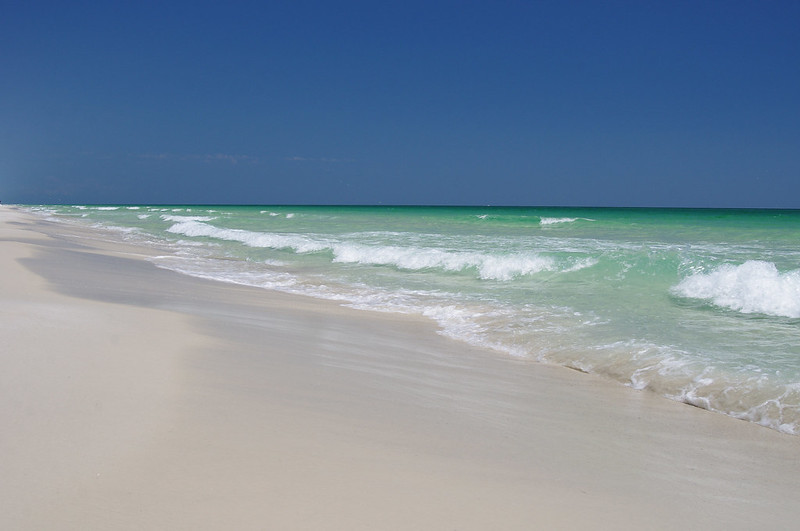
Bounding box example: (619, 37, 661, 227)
(3, 205, 800, 530)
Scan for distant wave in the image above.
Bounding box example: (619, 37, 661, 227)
(672, 260, 800, 318)
(331, 243, 560, 280)
(472, 215, 592, 226)
(166, 220, 327, 253)
(161, 214, 217, 222)
(259, 211, 294, 218)
(539, 217, 594, 226)
(165, 220, 594, 281)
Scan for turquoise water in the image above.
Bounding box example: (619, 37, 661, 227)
(30, 205, 800, 433)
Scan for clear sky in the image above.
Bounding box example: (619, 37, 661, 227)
(2, 1, 799, 207)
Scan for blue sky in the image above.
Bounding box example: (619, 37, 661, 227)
(2, 1, 798, 207)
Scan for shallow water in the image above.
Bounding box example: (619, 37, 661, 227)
(29, 204, 800, 433)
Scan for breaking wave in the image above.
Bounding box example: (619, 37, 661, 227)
(166, 220, 593, 280)
(672, 261, 800, 318)
(539, 217, 593, 225)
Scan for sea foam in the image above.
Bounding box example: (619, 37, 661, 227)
(166, 220, 327, 253)
(166, 220, 590, 281)
(672, 260, 800, 318)
(540, 217, 578, 225)
(161, 214, 217, 223)
(332, 243, 558, 280)
(539, 217, 593, 225)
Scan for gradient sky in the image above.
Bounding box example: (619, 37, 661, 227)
(2, 1, 799, 207)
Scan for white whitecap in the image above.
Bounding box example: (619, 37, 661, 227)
(166, 220, 327, 253)
(331, 242, 558, 280)
(672, 260, 800, 318)
(161, 214, 216, 222)
(539, 217, 594, 226)
(540, 217, 577, 225)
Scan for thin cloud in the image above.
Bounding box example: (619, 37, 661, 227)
(203, 153, 260, 164)
(136, 153, 352, 164)
(137, 153, 260, 164)
(285, 156, 354, 163)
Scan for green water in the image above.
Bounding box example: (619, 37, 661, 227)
(31, 205, 800, 433)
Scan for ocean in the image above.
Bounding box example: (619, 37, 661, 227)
(28, 204, 800, 434)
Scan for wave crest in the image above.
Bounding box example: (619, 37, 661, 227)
(166, 220, 327, 253)
(540, 217, 578, 225)
(166, 220, 594, 281)
(161, 214, 217, 222)
(332, 244, 559, 280)
(672, 260, 800, 318)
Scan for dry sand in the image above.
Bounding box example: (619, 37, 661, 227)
(2, 205, 800, 530)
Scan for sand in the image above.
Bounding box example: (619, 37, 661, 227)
(2, 205, 800, 530)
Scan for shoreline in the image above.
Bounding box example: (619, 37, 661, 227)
(3, 205, 800, 529)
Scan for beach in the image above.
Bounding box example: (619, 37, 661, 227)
(3, 204, 800, 530)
